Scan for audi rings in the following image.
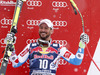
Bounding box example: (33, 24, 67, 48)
(52, 1, 68, 8)
(53, 21, 67, 27)
(1, 18, 12, 25)
(26, 39, 37, 44)
(26, 20, 67, 27)
(59, 59, 67, 65)
(26, 20, 40, 26)
(53, 40, 67, 46)
(0, 38, 5, 44)
(26, 0, 42, 7)
(26, 39, 67, 47)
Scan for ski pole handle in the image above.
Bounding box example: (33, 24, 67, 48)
(70, 0, 78, 10)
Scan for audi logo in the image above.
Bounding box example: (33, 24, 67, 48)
(59, 59, 67, 65)
(26, 0, 42, 7)
(53, 40, 67, 46)
(0, 38, 5, 45)
(26, 39, 67, 46)
(53, 21, 67, 27)
(0, 18, 12, 25)
(26, 39, 37, 44)
(26, 20, 40, 26)
(52, 1, 68, 7)
(26, 20, 67, 27)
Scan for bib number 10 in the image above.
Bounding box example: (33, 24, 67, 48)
(39, 59, 48, 69)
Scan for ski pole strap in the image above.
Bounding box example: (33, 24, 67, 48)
(11, 26, 17, 34)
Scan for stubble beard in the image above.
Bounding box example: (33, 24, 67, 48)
(39, 32, 51, 40)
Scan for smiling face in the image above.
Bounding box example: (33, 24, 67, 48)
(39, 23, 53, 41)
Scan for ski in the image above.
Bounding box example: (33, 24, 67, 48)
(0, 0, 26, 75)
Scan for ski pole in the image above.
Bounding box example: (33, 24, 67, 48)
(70, 0, 100, 71)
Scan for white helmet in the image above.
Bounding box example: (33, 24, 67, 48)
(39, 19, 53, 29)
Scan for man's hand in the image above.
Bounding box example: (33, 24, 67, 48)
(6, 44, 15, 56)
(4, 32, 16, 44)
(79, 33, 89, 48)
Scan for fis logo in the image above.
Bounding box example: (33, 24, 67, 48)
(63, 51, 72, 60)
(0, 18, 12, 25)
(52, 1, 68, 8)
(26, 0, 42, 7)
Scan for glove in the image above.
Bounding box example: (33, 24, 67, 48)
(80, 33, 89, 44)
(4, 44, 15, 61)
(4, 32, 16, 44)
(6, 44, 15, 56)
(79, 33, 89, 48)
(22, 0, 26, 1)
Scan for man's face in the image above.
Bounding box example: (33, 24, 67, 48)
(39, 23, 53, 40)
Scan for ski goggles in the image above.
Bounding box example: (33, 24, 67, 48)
(37, 39, 51, 47)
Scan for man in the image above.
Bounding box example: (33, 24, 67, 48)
(6, 19, 89, 75)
